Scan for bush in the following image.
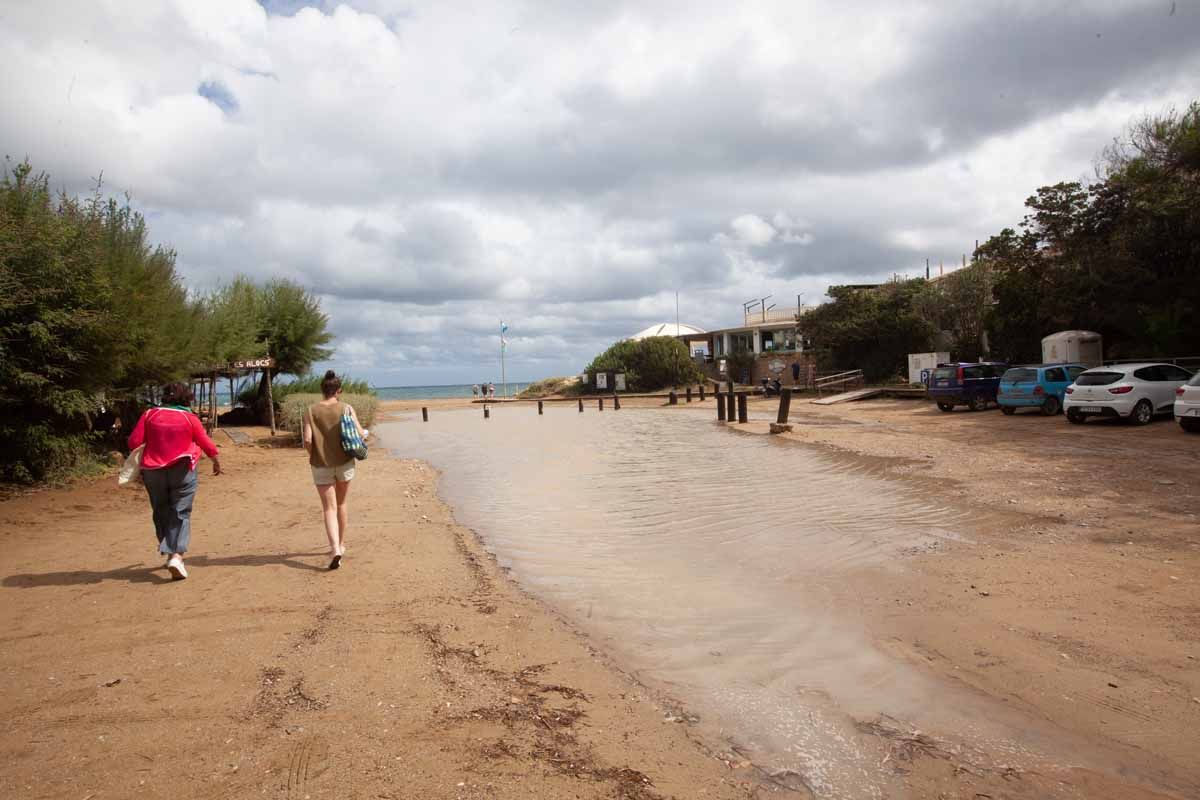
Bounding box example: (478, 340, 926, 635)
(238, 374, 373, 407)
(583, 336, 702, 392)
(516, 376, 580, 398)
(278, 393, 379, 434)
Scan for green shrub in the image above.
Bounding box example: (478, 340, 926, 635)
(238, 374, 373, 407)
(583, 336, 702, 392)
(278, 393, 379, 434)
(516, 376, 580, 398)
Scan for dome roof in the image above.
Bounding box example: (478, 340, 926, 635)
(628, 322, 706, 340)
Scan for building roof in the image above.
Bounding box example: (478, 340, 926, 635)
(628, 322, 706, 340)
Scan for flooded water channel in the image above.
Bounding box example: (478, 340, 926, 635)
(379, 406, 1112, 798)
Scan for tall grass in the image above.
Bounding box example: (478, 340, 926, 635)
(278, 393, 379, 434)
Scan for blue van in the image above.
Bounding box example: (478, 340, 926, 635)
(928, 362, 1008, 412)
(997, 363, 1087, 416)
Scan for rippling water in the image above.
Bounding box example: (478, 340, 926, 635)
(378, 406, 1099, 798)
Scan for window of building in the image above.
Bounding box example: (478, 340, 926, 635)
(731, 332, 753, 353)
(714, 336, 724, 356)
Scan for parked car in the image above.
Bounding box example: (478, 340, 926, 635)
(1064, 362, 1194, 425)
(928, 362, 1008, 412)
(997, 363, 1087, 416)
(1175, 371, 1200, 433)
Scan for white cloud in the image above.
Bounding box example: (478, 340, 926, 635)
(2, 0, 1197, 383)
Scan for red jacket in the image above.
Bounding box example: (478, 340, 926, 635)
(128, 407, 220, 471)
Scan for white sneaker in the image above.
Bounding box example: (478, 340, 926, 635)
(167, 556, 188, 581)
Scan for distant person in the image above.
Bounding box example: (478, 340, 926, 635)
(472, 384, 479, 399)
(127, 383, 222, 581)
(487, 383, 495, 399)
(791, 361, 801, 385)
(303, 370, 369, 570)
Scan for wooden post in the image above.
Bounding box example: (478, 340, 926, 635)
(717, 392, 726, 421)
(685, 386, 692, 403)
(211, 376, 218, 429)
(265, 368, 277, 436)
(599, 397, 604, 411)
(613, 394, 620, 410)
(669, 391, 677, 405)
(725, 384, 735, 421)
(538, 400, 544, 415)
(737, 392, 748, 423)
(422, 406, 429, 422)
(777, 388, 792, 424)
(484, 406, 490, 419)
(229, 375, 236, 418)
(578, 398, 584, 413)
(699, 384, 705, 402)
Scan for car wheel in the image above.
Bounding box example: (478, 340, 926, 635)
(936, 402, 954, 412)
(1181, 418, 1200, 433)
(1067, 409, 1085, 424)
(1000, 406, 1016, 416)
(1130, 399, 1153, 426)
(1041, 396, 1060, 416)
(967, 395, 987, 412)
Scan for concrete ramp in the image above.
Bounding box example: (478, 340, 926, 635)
(810, 387, 885, 405)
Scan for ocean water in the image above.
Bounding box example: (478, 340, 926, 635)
(375, 383, 529, 401)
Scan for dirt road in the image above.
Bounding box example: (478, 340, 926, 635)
(736, 395, 1200, 797)
(0, 428, 753, 800)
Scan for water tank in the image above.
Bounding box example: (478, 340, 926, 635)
(1041, 330, 1103, 367)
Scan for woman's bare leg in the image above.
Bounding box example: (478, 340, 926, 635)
(334, 479, 351, 554)
(315, 483, 338, 554)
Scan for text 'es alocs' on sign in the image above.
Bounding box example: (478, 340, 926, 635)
(232, 357, 276, 370)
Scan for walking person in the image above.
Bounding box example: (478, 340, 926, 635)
(127, 383, 221, 581)
(302, 371, 368, 570)
(472, 384, 479, 400)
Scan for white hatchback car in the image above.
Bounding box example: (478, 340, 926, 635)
(1064, 362, 1194, 425)
(1175, 371, 1200, 433)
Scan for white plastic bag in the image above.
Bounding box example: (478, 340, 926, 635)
(118, 445, 145, 487)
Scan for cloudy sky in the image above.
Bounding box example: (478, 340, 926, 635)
(2, 1, 1197, 385)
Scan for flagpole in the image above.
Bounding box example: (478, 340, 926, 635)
(500, 321, 507, 400)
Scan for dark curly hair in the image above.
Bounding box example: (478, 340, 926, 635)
(161, 382, 193, 406)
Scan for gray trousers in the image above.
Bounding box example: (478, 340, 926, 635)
(142, 460, 198, 555)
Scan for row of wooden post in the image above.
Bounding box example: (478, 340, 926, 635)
(712, 382, 793, 426)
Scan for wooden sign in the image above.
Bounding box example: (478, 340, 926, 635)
(232, 357, 276, 370)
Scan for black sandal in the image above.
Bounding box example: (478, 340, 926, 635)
(328, 554, 342, 570)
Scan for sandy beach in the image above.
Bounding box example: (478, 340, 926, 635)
(1, 396, 1197, 799)
(0, 422, 753, 800)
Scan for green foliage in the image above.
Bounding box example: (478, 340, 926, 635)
(797, 280, 936, 382)
(0, 159, 340, 483)
(516, 376, 580, 398)
(584, 336, 703, 392)
(259, 280, 333, 377)
(278, 393, 378, 434)
(983, 102, 1200, 361)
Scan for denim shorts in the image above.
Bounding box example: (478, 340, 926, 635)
(311, 460, 355, 485)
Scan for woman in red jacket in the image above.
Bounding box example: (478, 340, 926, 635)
(127, 383, 221, 580)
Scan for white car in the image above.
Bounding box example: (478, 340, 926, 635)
(1064, 362, 1194, 425)
(1176, 371, 1200, 433)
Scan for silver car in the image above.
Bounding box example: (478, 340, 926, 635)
(1064, 362, 1194, 425)
(1176, 371, 1200, 433)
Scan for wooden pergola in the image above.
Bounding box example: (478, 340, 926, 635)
(189, 356, 277, 435)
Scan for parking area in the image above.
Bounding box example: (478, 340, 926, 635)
(745, 394, 1199, 786)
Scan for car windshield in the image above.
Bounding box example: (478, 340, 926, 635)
(1002, 368, 1037, 383)
(1076, 371, 1123, 386)
(933, 367, 957, 380)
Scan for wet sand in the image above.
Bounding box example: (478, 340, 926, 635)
(383, 394, 1197, 799)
